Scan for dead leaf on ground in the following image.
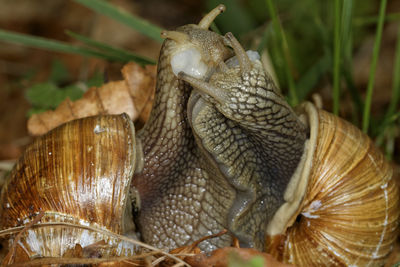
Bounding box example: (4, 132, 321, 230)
(27, 62, 156, 136)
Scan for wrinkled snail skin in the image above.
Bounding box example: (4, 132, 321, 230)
(180, 30, 400, 265)
(0, 114, 138, 259)
(132, 8, 237, 252)
(182, 34, 308, 249)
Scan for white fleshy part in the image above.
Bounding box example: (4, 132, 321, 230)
(171, 47, 208, 79)
(226, 50, 261, 67)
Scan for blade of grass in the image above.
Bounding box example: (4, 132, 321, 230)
(376, 25, 400, 146)
(297, 51, 331, 101)
(354, 12, 400, 27)
(385, 25, 400, 122)
(342, 69, 363, 122)
(332, 0, 342, 115)
(265, 0, 298, 106)
(362, 0, 387, 133)
(206, 0, 256, 37)
(73, 0, 163, 43)
(66, 31, 155, 65)
(210, 22, 222, 35)
(0, 29, 124, 62)
(257, 24, 272, 55)
(340, 0, 360, 123)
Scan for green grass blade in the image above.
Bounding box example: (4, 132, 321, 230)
(73, 0, 163, 43)
(0, 29, 123, 61)
(332, 0, 342, 115)
(362, 0, 387, 133)
(342, 69, 363, 121)
(257, 24, 272, 55)
(354, 12, 400, 27)
(386, 25, 400, 120)
(265, 0, 298, 106)
(297, 51, 331, 101)
(206, 0, 256, 37)
(66, 31, 155, 65)
(376, 25, 400, 146)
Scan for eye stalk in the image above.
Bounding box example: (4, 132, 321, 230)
(198, 4, 226, 29)
(161, 30, 189, 43)
(224, 32, 252, 73)
(178, 71, 228, 104)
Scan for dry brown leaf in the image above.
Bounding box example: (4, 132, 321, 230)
(27, 62, 156, 136)
(122, 63, 156, 125)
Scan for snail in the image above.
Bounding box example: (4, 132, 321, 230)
(175, 28, 400, 265)
(131, 5, 237, 252)
(0, 114, 138, 260)
(1, 4, 399, 267)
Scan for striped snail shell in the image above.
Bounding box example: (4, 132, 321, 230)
(0, 114, 138, 261)
(265, 102, 400, 266)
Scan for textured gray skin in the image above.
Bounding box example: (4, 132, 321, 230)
(132, 21, 308, 251)
(132, 25, 235, 252)
(187, 58, 308, 250)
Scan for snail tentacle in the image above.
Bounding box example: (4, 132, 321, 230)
(224, 32, 252, 73)
(198, 4, 226, 29)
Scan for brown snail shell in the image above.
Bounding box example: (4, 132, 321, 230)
(266, 102, 400, 266)
(0, 114, 137, 260)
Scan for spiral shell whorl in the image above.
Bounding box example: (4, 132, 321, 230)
(268, 104, 400, 266)
(0, 114, 137, 259)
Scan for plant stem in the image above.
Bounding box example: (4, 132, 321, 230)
(362, 0, 387, 133)
(73, 0, 164, 43)
(265, 0, 298, 106)
(333, 0, 341, 115)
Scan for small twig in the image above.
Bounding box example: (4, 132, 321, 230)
(185, 229, 228, 252)
(2, 211, 45, 266)
(0, 221, 190, 267)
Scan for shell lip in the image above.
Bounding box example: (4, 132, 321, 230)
(265, 102, 319, 237)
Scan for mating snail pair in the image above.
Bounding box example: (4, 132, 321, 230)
(1, 4, 399, 266)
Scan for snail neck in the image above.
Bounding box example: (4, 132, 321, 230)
(134, 39, 196, 205)
(138, 40, 193, 157)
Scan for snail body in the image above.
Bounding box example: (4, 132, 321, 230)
(132, 5, 237, 252)
(177, 26, 400, 265)
(0, 114, 137, 260)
